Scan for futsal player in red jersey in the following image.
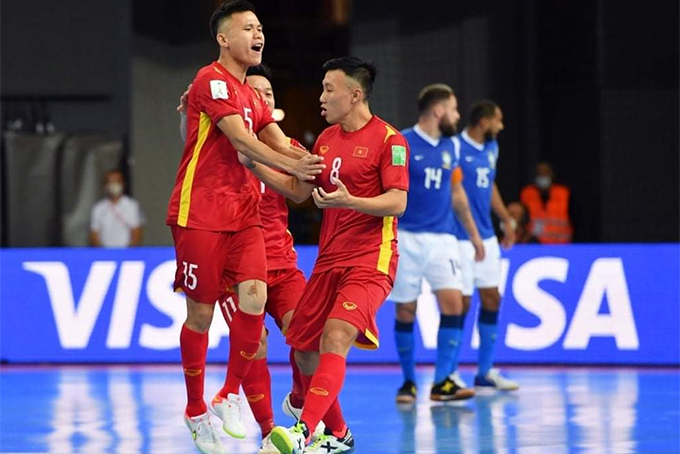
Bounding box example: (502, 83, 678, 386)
(166, 2, 324, 453)
(178, 63, 322, 454)
(239, 56, 409, 454)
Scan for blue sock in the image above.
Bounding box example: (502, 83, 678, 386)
(478, 309, 499, 377)
(435, 315, 463, 384)
(450, 310, 468, 375)
(395, 321, 415, 383)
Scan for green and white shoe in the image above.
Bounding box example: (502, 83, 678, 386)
(305, 427, 356, 454)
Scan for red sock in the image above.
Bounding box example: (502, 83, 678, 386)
(180, 324, 209, 417)
(289, 349, 305, 408)
(220, 311, 264, 396)
(323, 398, 347, 435)
(299, 353, 346, 434)
(242, 358, 274, 438)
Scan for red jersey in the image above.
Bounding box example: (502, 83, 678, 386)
(310, 116, 409, 278)
(166, 61, 275, 231)
(254, 137, 304, 270)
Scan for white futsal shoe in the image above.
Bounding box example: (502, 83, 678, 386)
(184, 412, 226, 454)
(210, 393, 247, 439)
(258, 432, 279, 454)
(281, 392, 326, 440)
(269, 422, 308, 454)
(475, 368, 520, 391)
(305, 427, 356, 454)
(449, 370, 468, 389)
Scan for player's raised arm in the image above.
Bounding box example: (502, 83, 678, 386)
(451, 175, 486, 261)
(217, 114, 324, 181)
(239, 152, 315, 203)
(258, 122, 308, 159)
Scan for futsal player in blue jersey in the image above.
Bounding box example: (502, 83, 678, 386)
(450, 100, 519, 391)
(390, 84, 485, 403)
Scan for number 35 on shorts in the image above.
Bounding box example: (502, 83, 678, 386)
(182, 261, 198, 290)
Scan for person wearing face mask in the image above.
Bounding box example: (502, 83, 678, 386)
(520, 161, 573, 244)
(89, 169, 144, 247)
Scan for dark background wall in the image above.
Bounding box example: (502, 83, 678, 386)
(1, 0, 132, 136)
(352, 0, 679, 243)
(1, 0, 678, 244)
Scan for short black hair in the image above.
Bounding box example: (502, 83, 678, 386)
(469, 100, 500, 126)
(322, 56, 378, 101)
(246, 63, 273, 82)
(417, 84, 455, 114)
(209, 0, 256, 40)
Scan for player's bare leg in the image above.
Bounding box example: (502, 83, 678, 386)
(430, 289, 474, 401)
(475, 287, 518, 391)
(211, 279, 267, 439)
(182, 298, 225, 454)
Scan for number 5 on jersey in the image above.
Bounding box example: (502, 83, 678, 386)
(182, 261, 198, 290)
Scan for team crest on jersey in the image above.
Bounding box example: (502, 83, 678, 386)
(319, 145, 329, 155)
(488, 151, 497, 169)
(441, 150, 452, 169)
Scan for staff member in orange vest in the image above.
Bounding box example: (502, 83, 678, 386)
(520, 162, 573, 244)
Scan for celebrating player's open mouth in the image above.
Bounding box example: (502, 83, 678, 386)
(251, 42, 263, 53)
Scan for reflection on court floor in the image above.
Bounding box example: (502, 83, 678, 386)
(0, 365, 678, 453)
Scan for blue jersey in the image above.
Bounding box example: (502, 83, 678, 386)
(453, 130, 499, 240)
(399, 125, 460, 235)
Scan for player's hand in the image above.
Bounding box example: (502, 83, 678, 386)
(500, 219, 517, 249)
(176, 84, 192, 113)
(312, 178, 352, 209)
(472, 236, 486, 262)
(291, 154, 325, 181)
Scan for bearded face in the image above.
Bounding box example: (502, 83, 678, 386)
(439, 115, 458, 138)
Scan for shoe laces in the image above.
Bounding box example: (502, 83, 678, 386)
(291, 421, 308, 436)
(195, 418, 221, 444)
(308, 432, 329, 450)
(225, 396, 241, 419)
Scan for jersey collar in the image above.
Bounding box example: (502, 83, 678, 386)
(461, 129, 485, 151)
(413, 124, 440, 147)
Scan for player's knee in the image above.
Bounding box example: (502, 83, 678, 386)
(238, 280, 267, 314)
(462, 296, 472, 314)
(480, 291, 501, 311)
(396, 304, 417, 323)
(320, 327, 354, 356)
(295, 350, 318, 376)
(185, 301, 214, 333)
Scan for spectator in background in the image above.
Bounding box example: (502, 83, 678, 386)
(520, 161, 573, 244)
(90, 169, 144, 247)
(507, 201, 539, 244)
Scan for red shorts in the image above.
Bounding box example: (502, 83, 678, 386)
(286, 267, 393, 353)
(217, 267, 306, 330)
(171, 225, 267, 304)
